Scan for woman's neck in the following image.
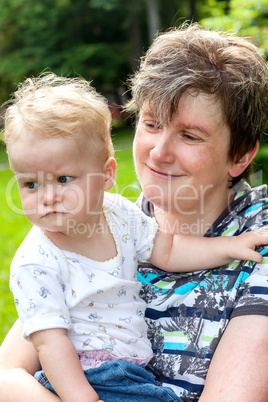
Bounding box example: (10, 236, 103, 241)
(154, 188, 235, 236)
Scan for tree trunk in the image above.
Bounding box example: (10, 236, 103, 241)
(146, 0, 160, 44)
(129, 5, 143, 72)
(189, 0, 196, 20)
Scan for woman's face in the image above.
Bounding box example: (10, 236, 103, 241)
(133, 91, 235, 219)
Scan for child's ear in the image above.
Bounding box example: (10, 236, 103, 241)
(103, 157, 116, 191)
(229, 142, 259, 178)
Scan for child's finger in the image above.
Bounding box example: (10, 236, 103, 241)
(242, 248, 263, 263)
(255, 227, 268, 237)
(241, 230, 268, 246)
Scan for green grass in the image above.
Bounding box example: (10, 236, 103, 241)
(0, 169, 33, 342)
(0, 127, 137, 344)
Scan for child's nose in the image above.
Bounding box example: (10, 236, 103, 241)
(42, 184, 59, 206)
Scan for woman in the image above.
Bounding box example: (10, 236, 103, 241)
(1, 23, 268, 401)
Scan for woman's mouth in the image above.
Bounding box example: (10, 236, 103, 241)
(148, 165, 183, 179)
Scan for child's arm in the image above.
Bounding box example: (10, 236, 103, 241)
(150, 228, 268, 272)
(30, 328, 101, 402)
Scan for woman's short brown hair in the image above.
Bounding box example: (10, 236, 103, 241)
(128, 23, 268, 185)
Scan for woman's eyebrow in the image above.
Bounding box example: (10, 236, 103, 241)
(182, 123, 211, 137)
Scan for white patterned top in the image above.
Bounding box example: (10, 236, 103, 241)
(10, 192, 158, 365)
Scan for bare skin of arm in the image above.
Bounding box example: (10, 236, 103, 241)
(0, 319, 60, 402)
(199, 315, 268, 402)
(0, 321, 104, 402)
(31, 328, 100, 402)
(150, 228, 268, 271)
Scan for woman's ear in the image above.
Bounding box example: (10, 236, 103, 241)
(103, 157, 116, 191)
(229, 142, 259, 178)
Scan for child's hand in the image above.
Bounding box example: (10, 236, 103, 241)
(229, 227, 268, 263)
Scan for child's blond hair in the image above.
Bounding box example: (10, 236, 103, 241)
(4, 73, 114, 159)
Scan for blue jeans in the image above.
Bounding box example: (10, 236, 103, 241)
(35, 360, 182, 401)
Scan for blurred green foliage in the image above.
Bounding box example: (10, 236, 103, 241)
(201, 0, 268, 56)
(0, 0, 195, 101)
(254, 144, 268, 185)
(0, 0, 266, 103)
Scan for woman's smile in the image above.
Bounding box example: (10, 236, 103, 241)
(146, 164, 185, 179)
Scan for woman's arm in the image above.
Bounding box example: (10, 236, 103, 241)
(199, 314, 268, 401)
(0, 319, 60, 401)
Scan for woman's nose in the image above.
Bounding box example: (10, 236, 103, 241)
(150, 132, 175, 164)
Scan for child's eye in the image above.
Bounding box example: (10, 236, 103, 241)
(27, 181, 39, 189)
(58, 176, 73, 184)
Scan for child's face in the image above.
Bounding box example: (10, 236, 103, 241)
(8, 135, 115, 235)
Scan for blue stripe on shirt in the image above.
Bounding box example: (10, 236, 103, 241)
(162, 376, 205, 393)
(249, 286, 268, 295)
(145, 306, 233, 321)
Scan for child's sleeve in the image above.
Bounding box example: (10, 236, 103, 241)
(10, 233, 72, 341)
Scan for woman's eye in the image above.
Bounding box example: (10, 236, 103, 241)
(58, 176, 73, 184)
(144, 121, 161, 130)
(183, 133, 200, 142)
(27, 182, 39, 189)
